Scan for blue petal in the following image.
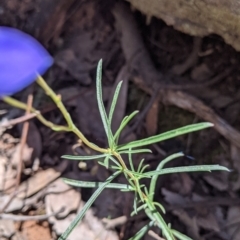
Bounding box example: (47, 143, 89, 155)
(0, 27, 53, 96)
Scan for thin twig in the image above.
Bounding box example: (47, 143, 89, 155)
(16, 94, 33, 186)
(102, 216, 127, 229)
(0, 207, 64, 221)
(148, 230, 165, 240)
(0, 113, 37, 128)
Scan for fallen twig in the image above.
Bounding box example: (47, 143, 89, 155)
(102, 216, 127, 229)
(0, 207, 64, 221)
(0, 112, 37, 129)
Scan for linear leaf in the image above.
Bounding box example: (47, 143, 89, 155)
(117, 122, 214, 151)
(144, 165, 229, 177)
(61, 154, 107, 160)
(113, 110, 139, 141)
(149, 152, 184, 200)
(145, 203, 174, 240)
(63, 178, 134, 190)
(108, 156, 122, 168)
(128, 150, 135, 172)
(96, 60, 113, 147)
(108, 81, 123, 126)
(59, 171, 120, 240)
(119, 149, 152, 154)
(129, 221, 154, 240)
(172, 229, 193, 240)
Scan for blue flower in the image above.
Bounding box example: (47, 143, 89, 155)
(0, 27, 53, 96)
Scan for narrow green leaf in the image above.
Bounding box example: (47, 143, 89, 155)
(128, 150, 135, 172)
(144, 164, 229, 177)
(117, 122, 214, 151)
(133, 192, 138, 215)
(130, 204, 147, 216)
(157, 152, 184, 170)
(149, 152, 184, 200)
(145, 203, 174, 240)
(59, 171, 120, 240)
(61, 154, 107, 160)
(129, 221, 154, 240)
(96, 60, 113, 147)
(63, 177, 134, 190)
(98, 161, 107, 168)
(137, 158, 145, 173)
(109, 156, 122, 168)
(124, 168, 151, 179)
(172, 229, 193, 240)
(153, 202, 166, 214)
(119, 149, 152, 154)
(109, 81, 123, 126)
(104, 155, 109, 169)
(113, 110, 139, 141)
(140, 164, 149, 173)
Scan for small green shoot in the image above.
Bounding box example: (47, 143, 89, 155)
(5, 59, 229, 240)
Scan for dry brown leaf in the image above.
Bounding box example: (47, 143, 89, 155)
(84, 208, 119, 240)
(51, 204, 119, 240)
(46, 184, 80, 219)
(0, 219, 15, 238)
(0, 195, 23, 213)
(146, 97, 159, 136)
(0, 156, 17, 192)
(17, 167, 64, 199)
(12, 231, 27, 240)
(21, 220, 51, 240)
(11, 143, 33, 168)
(46, 178, 71, 194)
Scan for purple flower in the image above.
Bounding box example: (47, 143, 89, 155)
(0, 27, 53, 96)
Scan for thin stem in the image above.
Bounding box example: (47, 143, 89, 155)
(36, 76, 108, 154)
(3, 96, 69, 132)
(36, 75, 73, 128)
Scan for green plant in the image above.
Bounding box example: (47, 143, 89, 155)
(4, 60, 229, 240)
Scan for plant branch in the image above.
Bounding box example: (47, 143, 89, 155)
(36, 76, 108, 154)
(2, 96, 69, 131)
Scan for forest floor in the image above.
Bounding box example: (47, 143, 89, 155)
(1, 0, 240, 240)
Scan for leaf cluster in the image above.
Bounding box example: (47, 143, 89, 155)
(59, 60, 229, 240)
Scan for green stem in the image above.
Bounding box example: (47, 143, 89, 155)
(3, 96, 69, 132)
(36, 76, 108, 153)
(36, 75, 73, 128)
